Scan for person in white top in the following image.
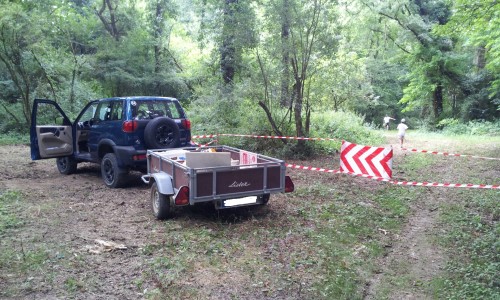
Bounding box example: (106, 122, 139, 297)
(383, 115, 395, 130)
(397, 119, 409, 148)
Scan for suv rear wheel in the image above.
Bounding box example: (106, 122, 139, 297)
(101, 153, 127, 188)
(144, 117, 180, 149)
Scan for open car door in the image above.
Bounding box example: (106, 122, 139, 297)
(30, 99, 73, 160)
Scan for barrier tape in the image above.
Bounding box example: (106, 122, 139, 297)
(402, 148, 500, 161)
(192, 133, 499, 161)
(192, 139, 218, 147)
(286, 163, 499, 189)
(192, 133, 341, 142)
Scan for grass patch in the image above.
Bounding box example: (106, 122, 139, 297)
(0, 190, 24, 235)
(0, 133, 29, 145)
(437, 191, 500, 299)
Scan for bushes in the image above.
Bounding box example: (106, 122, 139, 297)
(310, 110, 385, 146)
(439, 119, 500, 136)
(189, 100, 384, 158)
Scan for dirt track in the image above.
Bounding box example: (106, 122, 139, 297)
(0, 138, 498, 299)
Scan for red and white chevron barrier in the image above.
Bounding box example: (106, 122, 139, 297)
(402, 148, 500, 161)
(286, 164, 499, 189)
(340, 141, 393, 179)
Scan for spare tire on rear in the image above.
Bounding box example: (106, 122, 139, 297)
(144, 117, 180, 149)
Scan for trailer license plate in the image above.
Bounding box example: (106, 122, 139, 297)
(224, 196, 258, 207)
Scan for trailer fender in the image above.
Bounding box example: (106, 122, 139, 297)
(150, 173, 175, 195)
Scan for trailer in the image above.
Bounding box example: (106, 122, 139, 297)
(141, 145, 294, 219)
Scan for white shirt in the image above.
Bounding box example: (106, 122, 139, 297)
(397, 123, 408, 135)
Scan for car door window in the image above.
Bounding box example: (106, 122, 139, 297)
(93, 100, 124, 123)
(111, 101, 123, 120)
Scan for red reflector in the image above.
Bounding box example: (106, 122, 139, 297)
(182, 119, 191, 130)
(122, 120, 137, 133)
(133, 154, 147, 161)
(174, 186, 189, 206)
(285, 176, 294, 193)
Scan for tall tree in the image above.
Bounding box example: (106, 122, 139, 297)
(438, 0, 500, 112)
(257, 0, 338, 141)
(364, 0, 459, 120)
(0, 1, 62, 126)
(219, 0, 257, 85)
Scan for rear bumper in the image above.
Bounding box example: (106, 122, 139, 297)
(114, 146, 147, 169)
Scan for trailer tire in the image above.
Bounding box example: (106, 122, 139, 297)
(151, 181, 173, 219)
(56, 156, 77, 175)
(260, 194, 270, 205)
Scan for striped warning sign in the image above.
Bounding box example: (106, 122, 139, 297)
(340, 141, 393, 179)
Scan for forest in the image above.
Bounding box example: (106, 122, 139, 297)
(0, 0, 499, 142)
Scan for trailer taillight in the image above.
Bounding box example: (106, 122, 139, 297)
(174, 186, 190, 206)
(181, 119, 191, 130)
(122, 120, 138, 133)
(285, 176, 294, 193)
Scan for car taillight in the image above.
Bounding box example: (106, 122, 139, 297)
(133, 154, 147, 161)
(181, 119, 191, 130)
(285, 176, 294, 193)
(174, 186, 190, 206)
(122, 120, 138, 133)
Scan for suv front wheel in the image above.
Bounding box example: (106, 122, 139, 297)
(56, 156, 78, 175)
(101, 153, 127, 188)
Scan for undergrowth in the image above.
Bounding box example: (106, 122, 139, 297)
(438, 191, 500, 299)
(0, 191, 23, 235)
(0, 133, 29, 146)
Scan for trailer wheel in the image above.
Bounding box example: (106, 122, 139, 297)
(260, 194, 270, 205)
(151, 181, 173, 219)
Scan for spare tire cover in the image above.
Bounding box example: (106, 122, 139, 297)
(144, 117, 180, 149)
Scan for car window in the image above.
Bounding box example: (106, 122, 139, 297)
(78, 103, 98, 123)
(111, 101, 123, 120)
(132, 100, 183, 120)
(36, 102, 69, 126)
(95, 100, 123, 122)
(167, 102, 181, 118)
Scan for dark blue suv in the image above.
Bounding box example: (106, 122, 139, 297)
(30, 96, 192, 188)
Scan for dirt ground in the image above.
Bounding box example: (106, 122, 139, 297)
(0, 137, 498, 299)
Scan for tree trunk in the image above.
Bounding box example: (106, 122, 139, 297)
(432, 84, 443, 118)
(474, 46, 486, 70)
(280, 0, 290, 107)
(154, 2, 164, 94)
(96, 0, 120, 41)
(221, 0, 237, 85)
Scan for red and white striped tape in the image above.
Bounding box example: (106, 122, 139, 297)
(191, 133, 500, 161)
(192, 139, 218, 147)
(286, 163, 499, 189)
(192, 133, 340, 142)
(402, 148, 500, 161)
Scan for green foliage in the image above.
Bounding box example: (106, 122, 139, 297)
(437, 0, 500, 99)
(0, 133, 29, 145)
(440, 120, 500, 136)
(310, 110, 385, 148)
(0, 0, 498, 138)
